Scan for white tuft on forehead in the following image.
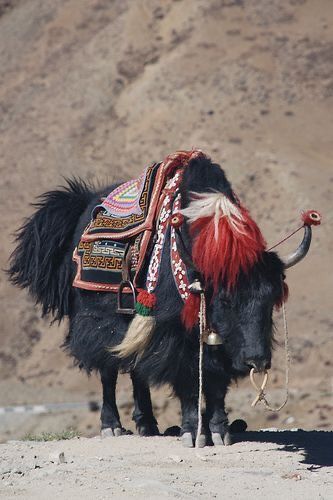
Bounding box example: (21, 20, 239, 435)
(180, 191, 244, 240)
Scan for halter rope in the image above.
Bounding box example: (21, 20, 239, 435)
(250, 211, 321, 411)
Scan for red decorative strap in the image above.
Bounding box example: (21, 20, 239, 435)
(170, 194, 190, 302)
(146, 171, 184, 293)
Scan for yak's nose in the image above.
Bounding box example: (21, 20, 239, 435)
(245, 358, 271, 373)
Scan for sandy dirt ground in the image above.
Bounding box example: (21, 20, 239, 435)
(1, 431, 333, 499)
(0, 0, 332, 482)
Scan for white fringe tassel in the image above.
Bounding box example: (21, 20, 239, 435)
(180, 191, 244, 240)
(111, 315, 156, 359)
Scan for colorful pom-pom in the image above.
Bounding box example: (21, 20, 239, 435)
(136, 290, 156, 313)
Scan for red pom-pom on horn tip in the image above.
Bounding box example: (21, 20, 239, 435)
(301, 210, 321, 226)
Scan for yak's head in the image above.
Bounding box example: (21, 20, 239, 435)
(208, 252, 286, 375)
(180, 155, 310, 375)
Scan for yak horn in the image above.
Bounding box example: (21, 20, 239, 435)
(283, 210, 321, 269)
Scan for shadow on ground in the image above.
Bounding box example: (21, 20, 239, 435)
(234, 430, 333, 468)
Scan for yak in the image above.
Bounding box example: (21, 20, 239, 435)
(8, 152, 316, 447)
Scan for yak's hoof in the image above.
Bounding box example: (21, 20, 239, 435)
(211, 432, 223, 446)
(181, 432, 206, 448)
(223, 431, 233, 446)
(101, 427, 123, 438)
(211, 430, 233, 446)
(181, 432, 194, 448)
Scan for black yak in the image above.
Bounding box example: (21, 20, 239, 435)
(8, 151, 318, 447)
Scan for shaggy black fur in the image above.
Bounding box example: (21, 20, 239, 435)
(8, 157, 286, 445)
(8, 179, 95, 320)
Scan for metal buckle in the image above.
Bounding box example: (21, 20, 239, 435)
(116, 280, 136, 315)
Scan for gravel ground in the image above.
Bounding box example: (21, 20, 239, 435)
(1, 431, 332, 499)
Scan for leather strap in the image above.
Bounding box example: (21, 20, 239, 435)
(121, 244, 132, 282)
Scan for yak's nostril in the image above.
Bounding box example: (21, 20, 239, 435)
(244, 358, 271, 372)
(245, 359, 258, 371)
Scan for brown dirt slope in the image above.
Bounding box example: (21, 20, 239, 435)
(0, 0, 332, 441)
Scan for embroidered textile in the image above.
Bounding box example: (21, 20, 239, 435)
(101, 170, 146, 218)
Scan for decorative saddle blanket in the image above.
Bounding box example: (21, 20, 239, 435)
(72, 151, 200, 293)
(86, 162, 163, 240)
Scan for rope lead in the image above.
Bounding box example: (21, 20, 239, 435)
(195, 292, 205, 448)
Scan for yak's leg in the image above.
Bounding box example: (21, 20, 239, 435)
(178, 394, 206, 448)
(204, 377, 232, 446)
(130, 370, 159, 436)
(100, 366, 124, 437)
(174, 366, 206, 448)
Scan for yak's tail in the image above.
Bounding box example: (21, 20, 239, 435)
(7, 178, 95, 321)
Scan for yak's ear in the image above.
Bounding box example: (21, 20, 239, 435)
(181, 191, 266, 290)
(275, 281, 289, 310)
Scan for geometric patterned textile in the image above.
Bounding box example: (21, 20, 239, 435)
(99, 169, 146, 218)
(73, 239, 134, 289)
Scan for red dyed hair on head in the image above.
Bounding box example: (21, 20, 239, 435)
(181, 192, 266, 290)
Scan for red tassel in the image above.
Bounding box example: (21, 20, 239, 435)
(181, 293, 201, 330)
(190, 206, 266, 290)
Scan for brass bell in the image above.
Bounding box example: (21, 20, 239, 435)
(204, 330, 223, 346)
